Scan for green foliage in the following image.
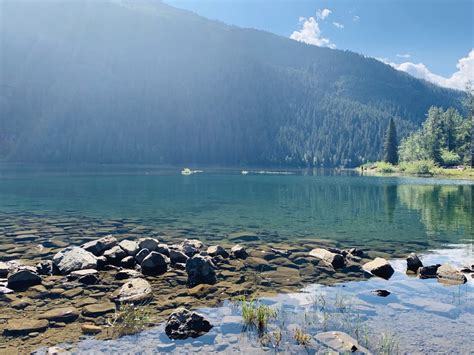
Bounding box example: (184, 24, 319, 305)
(374, 162, 396, 173)
(108, 303, 151, 338)
(383, 118, 398, 164)
(0, 1, 464, 167)
(441, 149, 461, 166)
(398, 160, 440, 175)
(400, 106, 471, 167)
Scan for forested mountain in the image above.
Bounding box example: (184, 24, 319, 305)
(0, 0, 463, 167)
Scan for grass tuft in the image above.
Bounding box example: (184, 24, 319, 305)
(108, 303, 151, 338)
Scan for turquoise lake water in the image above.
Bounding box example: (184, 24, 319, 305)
(0, 164, 472, 251)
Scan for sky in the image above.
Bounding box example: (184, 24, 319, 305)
(166, 0, 474, 90)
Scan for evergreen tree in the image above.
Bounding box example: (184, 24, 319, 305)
(463, 81, 474, 167)
(383, 118, 398, 164)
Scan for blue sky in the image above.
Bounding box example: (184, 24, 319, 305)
(166, 0, 473, 90)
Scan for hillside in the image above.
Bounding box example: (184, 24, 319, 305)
(0, 0, 463, 167)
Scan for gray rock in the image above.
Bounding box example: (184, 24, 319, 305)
(115, 269, 142, 280)
(68, 269, 99, 285)
(138, 238, 159, 251)
(141, 251, 170, 274)
(186, 255, 217, 287)
(113, 278, 152, 302)
(315, 331, 370, 354)
(120, 256, 135, 268)
(363, 257, 394, 280)
(309, 248, 345, 269)
(82, 302, 116, 317)
(165, 307, 213, 339)
(96, 256, 108, 270)
(7, 269, 42, 290)
(230, 245, 248, 259)
(118, 240, 140, 256)
(135, 248, 151, 264)
(180, 240, 203, 257)
(0, 261, 9, 278)
(207, 245, 229, 258)
(418, 264, 440, 279)
(156, 243, 171, 257)
(103, 245, 127, 265)
(436, 264, 467, 285)
(36, 260, 55, 276)
(53, 247, 97, 274)
(82, 235, 117, 256)
(406, 253, 423, 273)
(169, 249, 189, 264)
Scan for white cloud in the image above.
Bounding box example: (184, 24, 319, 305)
(333, 22, 344, 29)
(396, 53, 411, 58)
(353, 15, 360, 22)
(316, 9, 332, 20)
(376, 50, 474, 90)
(290, 16, 336, 49)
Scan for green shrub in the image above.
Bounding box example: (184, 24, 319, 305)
(399, 160, 440, 175)
(374, 162, 396, 173)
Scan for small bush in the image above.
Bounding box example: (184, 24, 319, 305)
(293, 327, 312, 346)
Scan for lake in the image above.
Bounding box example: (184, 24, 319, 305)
(0, 164, 472, 353)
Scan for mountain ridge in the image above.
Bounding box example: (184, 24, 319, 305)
(0, 0, 463, 166)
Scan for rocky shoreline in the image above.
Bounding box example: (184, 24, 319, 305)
(1, 231, 471, 354)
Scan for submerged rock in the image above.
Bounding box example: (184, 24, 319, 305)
(372, 289, 391, 297)
(3, 319, 49, 336)
(406, 253, 423, 273)
(230, 245, 248, 259)
(7, 269, 42, 290)
(82, 235, 117, 256)
(38, 306, 79, 323)
(418, 264, 440, 279)
(53, 247, 97, 274)
(186, 255, 217, 287)
(309, 248, 345, 269)
(363, 257, 394, 280)
(113, 278, 152, 303)
(315, 331, 370, 354)
(165, 307, 213, 339)
(436, 264, 467, 285)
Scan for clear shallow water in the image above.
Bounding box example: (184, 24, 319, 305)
(0, 164, 473, 250)
(41, 248, 474, 354)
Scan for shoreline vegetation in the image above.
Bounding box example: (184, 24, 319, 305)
(358, 161, 474, 180)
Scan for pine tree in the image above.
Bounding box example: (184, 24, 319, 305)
(383, 118, 398, 164)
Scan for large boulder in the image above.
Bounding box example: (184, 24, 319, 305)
(186, 255, 217, 287)
(207, 245, 229, 258)
(436, 264, 467, 285)
(315, 331, 370, 353)
(118, 240, 140, 256)
(112, 278, 152, 303)
(53, 247, 97, 274)
(309, 248, 345, 269)
(82, 235, 117, 256)
(165, 307, 213, 339)
(406, 253, 423, 273)
(363, 257, 394, 280)
(103, 245, 127, 265)
(141, 251, 170, 274)
(7, 269, 42, 290)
